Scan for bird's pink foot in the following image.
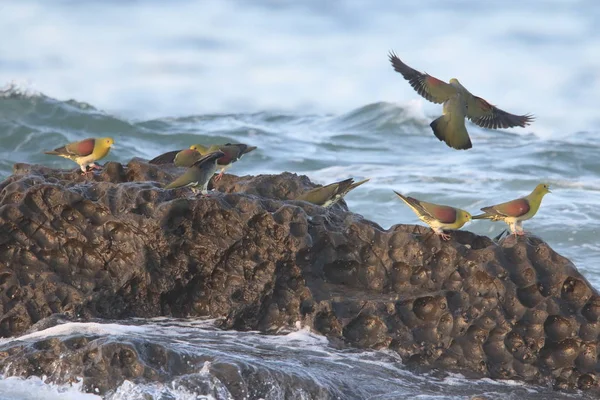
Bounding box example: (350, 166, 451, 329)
(438, 232, 451, 241)
(213, 172, 224, 183)
(91, 164, 102, 170)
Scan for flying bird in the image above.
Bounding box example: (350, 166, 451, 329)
(164, 151, 225, 195)
(296, 178, 369, 208)
(472, 183, 551, 236)
(388, 51, 534, 150)
(44, 137, 114, 175)
(394, 191, 472, 240)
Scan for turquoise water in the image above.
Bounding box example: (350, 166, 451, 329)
(0, 0, 599, 398)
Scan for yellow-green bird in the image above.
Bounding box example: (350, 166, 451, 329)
(472, 183, 551, 236)
(44, 137, 114, 175)
(296, 178, 369, 207)
(149, 143, 257, 181)
(389, 51, 534, 150)
(190, 143, 257, 181)
(394, 191, 472, 240)
(164, 151, 225, 195)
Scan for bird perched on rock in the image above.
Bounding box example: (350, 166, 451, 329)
(394, 191, 472, 240)
(388, 51, 534, 150)
(296, 178, 369, 207)
(164, 151, 225, 195)
(44, 137, 114, 175)
(472, 183, 551, 236)
(190, 143, 257, 182)
(149, 143, 257, 181)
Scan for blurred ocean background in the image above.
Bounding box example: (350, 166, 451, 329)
(0, 0, 599, 398)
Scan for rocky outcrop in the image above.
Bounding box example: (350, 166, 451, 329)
(0, 160, 599, 394)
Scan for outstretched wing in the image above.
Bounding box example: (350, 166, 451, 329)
(466, 95, 534, 129)
(388, 51, 456, 104)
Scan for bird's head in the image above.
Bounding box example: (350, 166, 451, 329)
(460, 209, 473, 224)
(101, 137, 115, 148)
(190, 144, 209, 154)
(534, 183, 552, 195)
(449, 78, 460, 85)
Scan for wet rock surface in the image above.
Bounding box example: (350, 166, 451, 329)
(0, 160, 599, 395)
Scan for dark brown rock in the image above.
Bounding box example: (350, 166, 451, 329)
(0, 160, 599, 395)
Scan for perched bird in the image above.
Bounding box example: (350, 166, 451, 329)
(149, 143, 257, 181)
(394, 191, 472, 240)
(472, 183, 551, 236)
(388, 51, 534, 150)
(296, 178, 369, 207)
(44, 137, 114, 175)
(190, 143, 257, 181)
(164, 151, 225, 195)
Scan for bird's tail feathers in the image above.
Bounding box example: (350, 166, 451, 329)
(393, 191, 422, 211)
(471, 213, 492, 220)
(430, 115, 472, 150)
(44, 145, 68, 156)
(243, 145, 257, 155)
(349, 178, 370, 191)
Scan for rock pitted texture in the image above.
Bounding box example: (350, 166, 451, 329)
(0, 160, 599, 394)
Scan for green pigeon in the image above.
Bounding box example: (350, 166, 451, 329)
(149, 143, 257, 181)
(164, 151, 225, 195)
(44, 137, 114, 175)
(389, 51, 534, 150)
(296, 178, 369, 207)
(190, 143, 257, 181)
(394, 191, 472, 240)
(472, 183, 551, 236)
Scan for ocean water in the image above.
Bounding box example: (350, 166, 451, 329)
(0, 0, 599, 398)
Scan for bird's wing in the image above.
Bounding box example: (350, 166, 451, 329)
(296, 181, 343, 205)
(466, 95, 534, 129)
(174, 149, 202, 167)
(416, 200, 458, 224)
(480, 198, 530, 218)
(395, 192, 457, 224)
(149, 150, 182, 165)
(388, 51, 457, 104)
(55, 138, 95, 157)
(164, 168, 197, 189)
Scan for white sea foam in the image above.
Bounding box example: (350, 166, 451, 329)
(0, 375, 99, 400)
